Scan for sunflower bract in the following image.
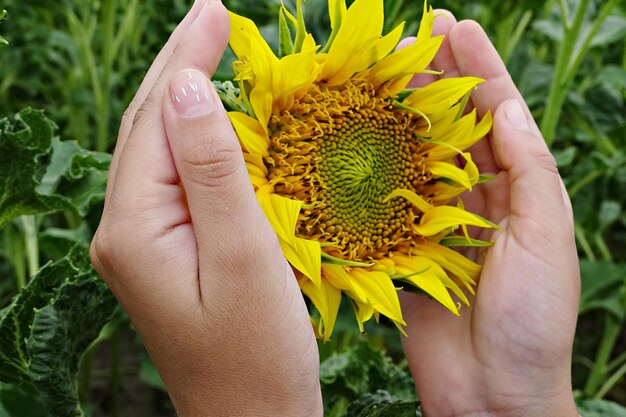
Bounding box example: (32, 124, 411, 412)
(227, 0, 496, 340)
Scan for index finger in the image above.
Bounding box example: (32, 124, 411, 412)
(449, 20, 542, 138)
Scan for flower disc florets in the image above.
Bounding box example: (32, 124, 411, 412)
(269, 80, 431, 262)
(226, 0, 497, 340)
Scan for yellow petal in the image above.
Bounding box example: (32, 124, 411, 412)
(416, 1, 435, 42)
(322, 263, 367, 303)
(283, 237, 322, 286)
(328, 0, 347, 30)
(257, 192, 301, 246)
(352, 300, 374, 332)
(349, 269, 406, 325)
(229, 112, 269, 156)
(385, 188, 433, 213)
(243, 153, 268, 176)
(414, 206, 497, 236)
(427, 161, 472, 190)
(367, 36, 443, 92)
(394, 256, 460, 313)
(320, 0, 384, 85)
(404, 77, 484, 115)
(299, 276, 341, 341)
(229, 12, 278, 70)
(413, 241, 481, 292)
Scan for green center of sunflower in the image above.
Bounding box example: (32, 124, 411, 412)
(266, 80, 432, 261)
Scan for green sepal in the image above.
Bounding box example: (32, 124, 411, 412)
(213, 80, 247, 113)
(440, 235, 494, 247)
(390, 266, 430, 281)
(396, 88, 417, 102)
(454, 90, 473, 121)
(321, 252, 373, 267)
(478, 174, 497, 183)
(293, 0, 307, 54)
(278, 7, 294, 58)
(320, 0, 343, 53)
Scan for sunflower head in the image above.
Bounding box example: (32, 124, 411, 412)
(225, 0, 496, 340)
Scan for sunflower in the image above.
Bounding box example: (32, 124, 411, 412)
(226, 0, 496, 340)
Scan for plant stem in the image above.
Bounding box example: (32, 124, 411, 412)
(584, 315, 622, 397)
(593, 233, 613, 262)
(541, 0, 619, 146)
(110, 330, 121, 417)
(540, 0, 590, 146)
(574, 223, 595, 261)
(19, 215, 39, 278)
(78, 348, 94, 404)
(568, 169, 601, 198)
(595, 357, 626, 400)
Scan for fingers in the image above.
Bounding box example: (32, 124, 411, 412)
(106, 0, 208, 200)
(449, 20, 541, 138)
(491, 99, 571, 242)
(107, 1, 230, 216)
(92, 1, 230, 313)
(162, 69, 286, 297)
(404, 9, 458, 88)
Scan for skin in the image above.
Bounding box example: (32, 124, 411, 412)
(399, 11, 581, 417)
(90, 2, 580, 417)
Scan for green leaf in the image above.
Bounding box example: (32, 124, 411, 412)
(0, 10, 7, 46)
(0, 245, 116, 416)
(577, 399, 626, 417)
(0, 384, 47, 417)
(590, 16, 626, 47)
(579, 260, 626, 319)
(345, 391, 420, 417)
(320, 340, 416, 415)
(0, 108, 109, 229)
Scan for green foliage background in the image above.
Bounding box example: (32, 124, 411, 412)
(0, 0, 626, 416)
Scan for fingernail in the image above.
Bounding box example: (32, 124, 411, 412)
(504, 99, 530, 132)
(170, 69, 217, 118)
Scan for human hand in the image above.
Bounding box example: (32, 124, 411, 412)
(399, 13, 580, 417)
(90, 1, 322, 416)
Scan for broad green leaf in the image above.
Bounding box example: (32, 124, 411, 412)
(0, 108, 109, 229)
(0, 384, 47, 417)
(345, 390, 420, 417)
(577, 399, 626, 417)
(0, 245, 116, 416)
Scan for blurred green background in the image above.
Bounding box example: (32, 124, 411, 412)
(0, 0, 625, 416)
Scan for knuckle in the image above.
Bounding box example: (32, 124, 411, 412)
(132, 93, 158, 126)
(90, 219, 136, 280)
(179, 133, 243, 187)
(214, 219, 284, 274)
(532, 149, 559, 176)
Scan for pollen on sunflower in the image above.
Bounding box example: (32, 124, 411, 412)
(224, 0, 497, 341)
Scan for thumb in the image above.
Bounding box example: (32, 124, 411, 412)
(162, 69, 281, 273)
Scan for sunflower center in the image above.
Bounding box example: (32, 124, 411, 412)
(266, 80, 431, 261)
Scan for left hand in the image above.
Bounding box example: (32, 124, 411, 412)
(90, 1, 322, 416)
